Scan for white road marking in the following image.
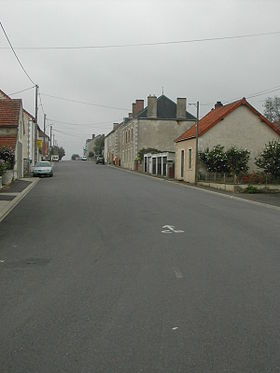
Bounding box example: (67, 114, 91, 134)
(161, 225, 184, 234)
(173, 267, 183, 279)
(0, 260, 5, 263)
(172, 327, 179, 330)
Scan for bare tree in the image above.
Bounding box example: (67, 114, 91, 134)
(263, 96, 280, 123)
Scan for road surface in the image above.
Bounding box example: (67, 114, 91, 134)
(0, 161, 280, 372)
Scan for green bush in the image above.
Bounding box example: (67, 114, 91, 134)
(0, 146, 15, 171)
(244, 185, 260, 194)
(226, 146, 250, 175)
(255, 141, 280, 177)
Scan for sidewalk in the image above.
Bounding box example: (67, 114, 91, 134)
(0, 178, 39, 222)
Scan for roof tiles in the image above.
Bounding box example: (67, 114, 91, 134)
(176, 98, 280, 142)
(0, 99, 22, 127)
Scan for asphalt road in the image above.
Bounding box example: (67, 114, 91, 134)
(0, 161, 280, 372)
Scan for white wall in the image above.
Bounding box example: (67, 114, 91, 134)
(199, 105, 280, 170)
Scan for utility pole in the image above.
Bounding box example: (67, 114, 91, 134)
(34, 85, 39, 164)
(43, 113, 46, 160)
(195, 101, 200, 185)
(50, 125, 53, 160)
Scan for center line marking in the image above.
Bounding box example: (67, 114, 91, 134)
(173, 267, 183, 279)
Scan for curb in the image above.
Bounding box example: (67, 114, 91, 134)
(0, 178, 40, 223)
(106, 165, 280, 212)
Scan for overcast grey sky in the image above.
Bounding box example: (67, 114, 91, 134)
(1, 0, 279, 158)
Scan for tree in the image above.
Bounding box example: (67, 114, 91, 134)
(226, 146, 250, 175)
(137, 148, 160, 161)
(199, 145, 229, 173)
(71, 154, 80, 160)
(255, 141, 280, 177)
(263, 96, 280, 123)
(93, 135, 105, 156)
(51, 146, 65, 160)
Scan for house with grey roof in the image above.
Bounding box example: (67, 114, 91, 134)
(106, 94, 196, 170)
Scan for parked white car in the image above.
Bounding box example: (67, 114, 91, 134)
(33, 161, 53, 177)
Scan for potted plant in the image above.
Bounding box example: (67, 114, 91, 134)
(0, 159, 5, 188)
(0, 146, 15, 185)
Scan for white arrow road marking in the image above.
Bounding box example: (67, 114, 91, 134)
(173, 267, 183, 279)
(161, 225, 184, 234)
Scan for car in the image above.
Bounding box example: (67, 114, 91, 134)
(81, 156, 87, 161)
(51, 155, 59, 162)
(96, 155, 104, 164)
(33, 161, 53, 177)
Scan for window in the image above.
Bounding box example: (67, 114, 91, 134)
(188, 148, 192, 169)
(131, 128, 133, 141)
(181, 150, 184, 177)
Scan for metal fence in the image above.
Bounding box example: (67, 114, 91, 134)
(198, 172, 280, 185)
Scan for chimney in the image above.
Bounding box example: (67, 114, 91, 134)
(92, 134, 95, 139)
(147, 95, 157, 118)
(132, 103, 137, 118)
(135, 99, 144, 115)
(129, 113, 132, 118)
(176, 98, 186, 119)
(215, 101, 223, 109)
(113, 122, 119, 130)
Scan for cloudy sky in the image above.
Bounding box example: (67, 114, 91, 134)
(1, 0, 279, 158)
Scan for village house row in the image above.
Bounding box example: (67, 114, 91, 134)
(103, 94, 280, 183)
(0, 89, 49, 179)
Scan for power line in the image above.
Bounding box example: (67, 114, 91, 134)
(8, 85, 35, 96)
(0, 21, 36, 85)
(41, 92, 129, 111)
(246, 86, 280, 99)
(0, 30, 279, 50)
(53, 128, 89, 138)
(47, 118, 113, 127)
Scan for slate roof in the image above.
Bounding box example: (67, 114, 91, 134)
(0, 99, 22, 127)
(0, 136, 17, 150)
(176, 97, 280, 143)
(137, 95, 196, 120)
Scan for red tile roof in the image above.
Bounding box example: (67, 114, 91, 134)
(176, 98, 280, 143)
(0, 99, 22, 127)
(0, 136, 17, 150)
(0, 88, 35, 121)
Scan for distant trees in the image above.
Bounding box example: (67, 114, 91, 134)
(51, 146, 65, 160)
(263, 96, 280, 123)
(71, 154, 80, 160)
(93, 135, 105, 156)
